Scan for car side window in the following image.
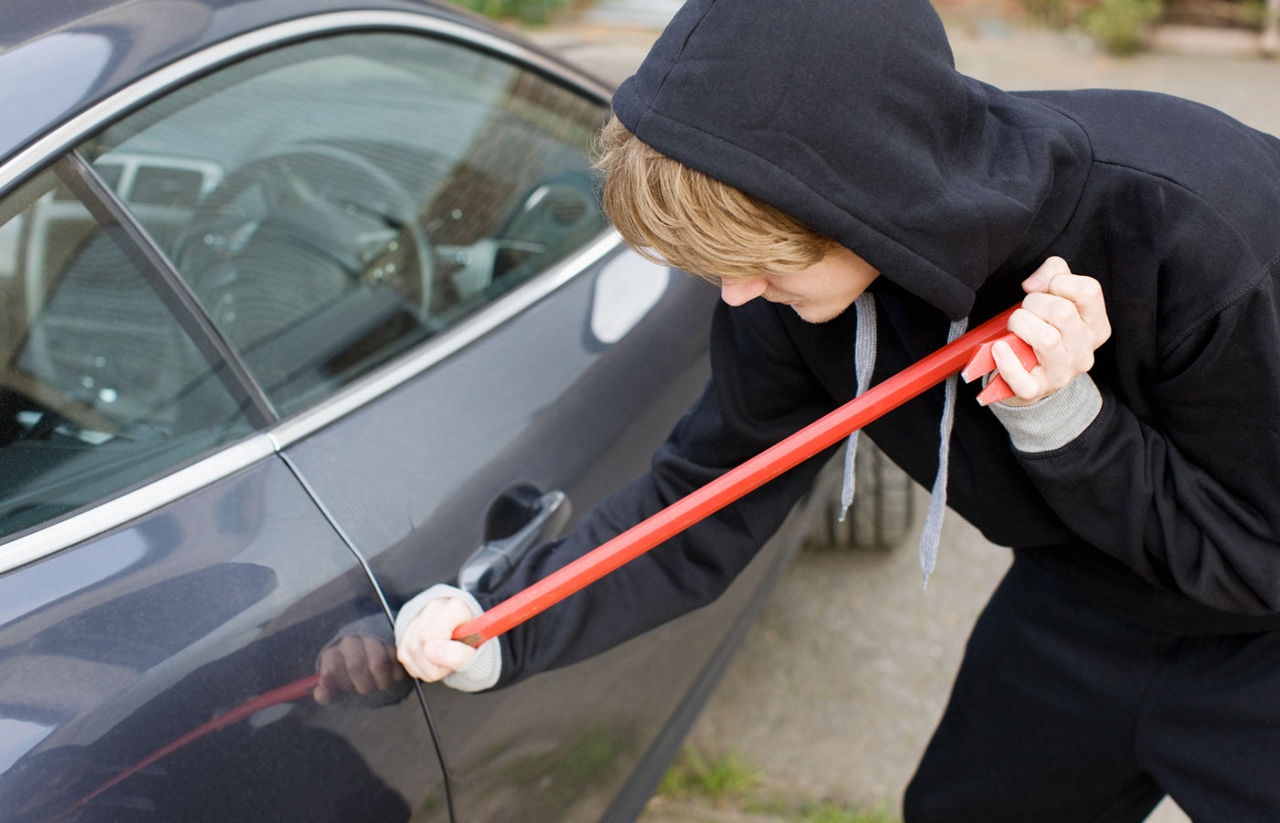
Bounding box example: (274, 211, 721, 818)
(79, 33, 609, 417)
(0, 170, 256, 539)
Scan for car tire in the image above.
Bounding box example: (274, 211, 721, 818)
(806, 439, 915, 550)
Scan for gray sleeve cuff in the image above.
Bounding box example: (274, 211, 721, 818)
(987, 373, 1102, 453)
(394, 583, 502, 693)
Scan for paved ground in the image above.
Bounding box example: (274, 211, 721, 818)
(522, 6, 1280, 820)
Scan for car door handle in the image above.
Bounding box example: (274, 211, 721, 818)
(458, 485, 571, 595)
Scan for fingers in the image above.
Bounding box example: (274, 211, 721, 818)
(990, 338, 1043, 405)
(313, 634, 407, 704)
(313, 659, 345, 705)
(314, 636, 358, 704)
(1021, 257, 1111, 343)
(1044, 273, 1111, 346)
(993, 258, 1110, 405)
(342, 636, 379, 696)
(396, 597, 478, 683)
(1020, 255, 1071, 294)
(362, 634, 405, 691)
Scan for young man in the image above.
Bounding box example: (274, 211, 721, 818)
(397, 0, 1280, 818)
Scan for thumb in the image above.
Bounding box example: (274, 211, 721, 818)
(424, 638, 478, 672)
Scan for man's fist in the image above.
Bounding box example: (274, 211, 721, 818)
(395, 596, 478, 683)
(995, 257, 1111, 406)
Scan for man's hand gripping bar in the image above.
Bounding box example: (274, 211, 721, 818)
(453, 305, 1034, 647)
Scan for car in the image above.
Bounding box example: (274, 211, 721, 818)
(0, 1, 910, 820)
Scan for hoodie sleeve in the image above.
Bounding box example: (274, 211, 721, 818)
(1010, 266, 1280, 615)
(479, 298, 837, 688)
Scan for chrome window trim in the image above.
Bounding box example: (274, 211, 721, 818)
(0, 434, 276, 576)
(0, 10, 612, 196)
(268, 229, 623, 448)
(0, 10, 622, 574)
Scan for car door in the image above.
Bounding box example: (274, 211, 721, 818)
(0, 164, 450, 820)
(72, 13, 817, 821)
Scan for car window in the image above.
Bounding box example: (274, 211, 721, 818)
(79, 32, 610, 417)
(0, 170, 256, 539)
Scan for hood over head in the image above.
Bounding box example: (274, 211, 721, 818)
(612, 0, 1091, 319)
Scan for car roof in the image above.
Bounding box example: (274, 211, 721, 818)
(0, 0, 575, 180)
(0, 0, 482, 52)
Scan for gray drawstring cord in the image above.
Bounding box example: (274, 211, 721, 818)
(839, 293, 878, 520)
(919, 316, 969, 588)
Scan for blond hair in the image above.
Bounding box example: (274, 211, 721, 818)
(594, 116, 833, 282)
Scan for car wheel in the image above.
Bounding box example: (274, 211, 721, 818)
(806, 439, 915, 550)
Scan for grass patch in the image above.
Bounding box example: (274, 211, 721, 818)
(795, 800, 900, 823)
(468, 725, 636, 818)
(658, 746, 762, 801)
(654, 746, 902, 822)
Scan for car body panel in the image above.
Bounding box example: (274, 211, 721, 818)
(0, 455, 448, 820)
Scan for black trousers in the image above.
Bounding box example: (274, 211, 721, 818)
(904, 556, 1280, 823)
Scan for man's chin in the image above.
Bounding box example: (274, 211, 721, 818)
(790, 303, 844, 324)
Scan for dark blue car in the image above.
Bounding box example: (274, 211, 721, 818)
(0, 1, 910, 819)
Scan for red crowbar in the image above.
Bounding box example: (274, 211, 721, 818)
(65, 675, 321, 815)
(962, 332, 1038, 406)
(453, 305, 1032, 647)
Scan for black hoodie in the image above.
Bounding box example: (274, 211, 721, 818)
(484, 0, 1280, 686)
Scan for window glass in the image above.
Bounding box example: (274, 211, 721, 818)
(0, 170, 255, 539)
(80, 33, 609, 416)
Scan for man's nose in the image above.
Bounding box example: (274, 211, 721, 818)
(720, 276, 768, 306)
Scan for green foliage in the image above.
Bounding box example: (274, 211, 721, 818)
(1246, 0, 1270, 26)
(476, 725, 632, 817)
(657, 747, 762, 801)
(1021, 0, 1164, 53)
(655, 746, 903, 821)
(450, 0, 570, 25)
(555, 726, 627, 785)
(1080, 0, 1164, 53)
(795, 801, 901, 823)
(1021, 0, 1078, 27)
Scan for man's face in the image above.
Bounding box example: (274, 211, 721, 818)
(717, 245, 880, 323)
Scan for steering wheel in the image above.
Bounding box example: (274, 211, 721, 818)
(489, 171, 603, 284)
(174, 144, 435, 321)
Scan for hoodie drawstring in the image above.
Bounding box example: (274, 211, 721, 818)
(919, 316, 969, 588)
(839, 292, 878, 519)
(840, 299, 968, 589)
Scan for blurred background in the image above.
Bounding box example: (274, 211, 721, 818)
(455, 1, 1277, 820)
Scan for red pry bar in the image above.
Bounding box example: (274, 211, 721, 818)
(454, 305, 1031, 647)
(962, 332, 1038, 406)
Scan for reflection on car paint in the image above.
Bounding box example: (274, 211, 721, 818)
(0, 531, 147, 628)
(589, 252, 674, 344)
(67, 613, 412, 814)
(0, 33, 113, 154)
(0, 459, 446, 821)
